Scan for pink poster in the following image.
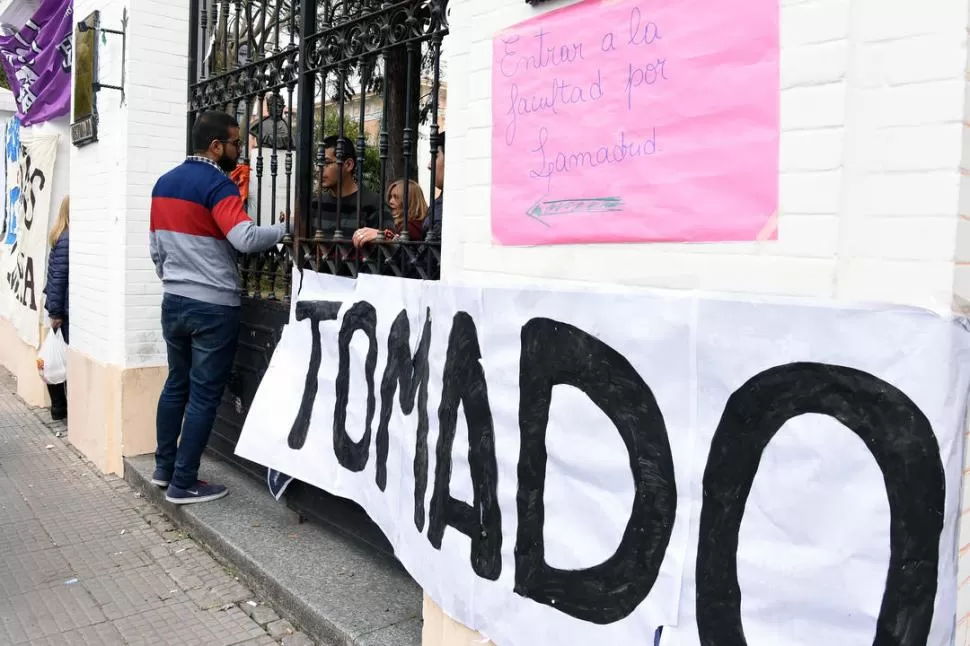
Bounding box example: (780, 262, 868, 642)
(491, 0, 780, 245)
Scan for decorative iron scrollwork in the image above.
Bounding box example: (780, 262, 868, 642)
(190, 47, 299, 110)
(303, 0, 448, 74)
(189, 0, 448, 304)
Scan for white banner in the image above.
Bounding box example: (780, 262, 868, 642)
(0, 128, 57, 347)
(0, 120, 11, 247)
(0, 118, 17, 321)
(236, 272, 970, 646)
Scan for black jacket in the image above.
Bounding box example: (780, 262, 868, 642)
(44, 230, 68, 319)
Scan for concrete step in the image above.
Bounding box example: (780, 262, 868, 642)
(124, 453, 423, 646)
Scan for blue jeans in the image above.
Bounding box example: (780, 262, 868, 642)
(155, 293, 241, 490)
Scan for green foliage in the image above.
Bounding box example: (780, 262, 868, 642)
(315, 109, 382, 194)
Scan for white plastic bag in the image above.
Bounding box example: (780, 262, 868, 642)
(37, 329, 67, 385)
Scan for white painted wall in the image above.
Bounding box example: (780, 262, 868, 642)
(122, 0, 189, 367)
(0, 88, 17, 116)
(440, 0, 970, 639)
(70, 0, 188, 369)
(70, 0, 129, 367)
(442, 0, 968, 311)
(0, 0, 40, 31)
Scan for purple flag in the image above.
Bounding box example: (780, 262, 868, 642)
(0, 0, 72, 126)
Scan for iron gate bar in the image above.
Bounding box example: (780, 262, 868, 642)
(301, 1, 448, 73)
(187, 0, 200, 154)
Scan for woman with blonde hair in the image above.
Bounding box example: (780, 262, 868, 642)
(351, 179, 427, 247)
(43, 196, 69, 420)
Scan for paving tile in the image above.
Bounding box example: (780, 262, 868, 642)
(0, 518, 56, 553)
(114, 601, 266, 646)
(0, 547, 76, 597)
(0, 439, 57, 459)
(0, 367, 289, 646)
(231, 635, 281, 646)
(154, 542, 248, 603)
(267, 618, 297, 639)
(186, 579, 254, 610)
(15, 470, 114, 496)
(57, 538, 154, 578)
(281, 633, 316, 646)
(141, 512, 176, 533)
(40, 507, 154, 547)
(81, 565, 185, 620)
(247, 603, 281, 626)
(0, 441, 80, 465)
(20, 621, 127, 646)
(0, 491, 35, 523)
(0, 584, 106, 644)
(22, 486, 138, 523)
(207, 604, 273, 643)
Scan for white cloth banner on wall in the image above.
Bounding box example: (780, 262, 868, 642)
(236, 272, 970, 646)
(0, 121, 9, 247)
(0, 118, 17, 321)
(0, 128, 57, 347)
(1, 117, 18, 248)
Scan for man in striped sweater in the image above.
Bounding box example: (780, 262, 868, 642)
(150, 110, 287, 505)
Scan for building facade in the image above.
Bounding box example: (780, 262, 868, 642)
(1, 0, 970, 643)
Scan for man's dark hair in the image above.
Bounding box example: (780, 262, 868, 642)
(436, 130, 445, 152)
(192, 111, 239, 153)
(322, 135, 357, 169)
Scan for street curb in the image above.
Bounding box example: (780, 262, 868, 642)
(124, 453, 423, 646)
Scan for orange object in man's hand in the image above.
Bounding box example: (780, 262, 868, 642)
(230, 164, 251, 203)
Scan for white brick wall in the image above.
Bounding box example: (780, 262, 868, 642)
(69, 0, 128, 367)
(71, 0, 188, 368)
(123, 0, 188, 367)
(442, 0, 970, 638)
(442, 0, 969, 311)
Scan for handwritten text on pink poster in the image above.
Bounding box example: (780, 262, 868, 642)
(491, 0, 779, 245)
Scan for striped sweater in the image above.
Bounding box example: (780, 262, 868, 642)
(150, 157, 285, 307)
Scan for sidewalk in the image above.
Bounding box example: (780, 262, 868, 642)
(0, 367, 316, 646)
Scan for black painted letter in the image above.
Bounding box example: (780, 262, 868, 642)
(428, 312, 502, 581)
(287, 300, 342, 450)
(515, 317, 676, 624)
(376, 308, 432, 532)
(696, 362, 944, 646)
(333, 301, 378, 472)
(22, 256, 35, 310)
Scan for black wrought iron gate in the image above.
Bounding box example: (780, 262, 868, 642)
(186, 0, 448, 556)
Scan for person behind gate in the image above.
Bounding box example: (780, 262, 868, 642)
(149, 110, 288, 505)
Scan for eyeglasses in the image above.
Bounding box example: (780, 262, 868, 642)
(218, 138, 241, 148)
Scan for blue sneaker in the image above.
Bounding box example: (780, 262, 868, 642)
(165, 480, 228, 505)
(150, 469, 171, 488)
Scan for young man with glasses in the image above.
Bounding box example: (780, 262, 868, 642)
(311, 135, 383, 236)
(149, 110, 287, 504)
